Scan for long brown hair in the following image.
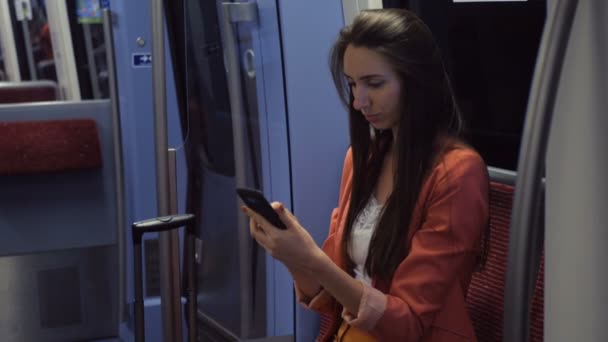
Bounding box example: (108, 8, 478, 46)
(330, 9, 463, 282)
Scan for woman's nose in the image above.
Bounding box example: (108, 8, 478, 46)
(353, 88, 370, 112)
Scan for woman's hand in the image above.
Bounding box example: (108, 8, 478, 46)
(243, 203, 366, 318)
(242, 202, 324, 273)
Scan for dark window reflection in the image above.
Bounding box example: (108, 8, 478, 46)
(385, 0, 546, 171)
(184, 0, 235, 176)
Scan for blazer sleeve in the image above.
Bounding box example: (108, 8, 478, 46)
(294, 148, 353, 313)
(367, 152, 489, 341)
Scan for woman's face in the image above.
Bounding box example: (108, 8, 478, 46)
(343, 44, 402, 131)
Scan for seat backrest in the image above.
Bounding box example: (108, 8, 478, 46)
(0, 81, 60, 104)
(466, 171, 544, 342)
(0, 100, 117, 256)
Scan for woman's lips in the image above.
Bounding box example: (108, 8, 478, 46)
(365, 114, 381, 123)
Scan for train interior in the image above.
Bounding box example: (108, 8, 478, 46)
(0, 0, 606, 341)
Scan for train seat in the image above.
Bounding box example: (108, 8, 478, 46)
(466, 175, 545, 342)
(0, 100, 119, 340)
(0, 100, 118, 256)
(0, 80, 60, 104)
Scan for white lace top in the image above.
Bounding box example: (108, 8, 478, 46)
(348, 196, 383, 285)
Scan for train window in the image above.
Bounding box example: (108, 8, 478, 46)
(66, 0, 110, 99)
(182, 0, 236, 176)
(2, 0, 109, 101)
(6, 0, 53, 82)
(384, 0, 546, 170)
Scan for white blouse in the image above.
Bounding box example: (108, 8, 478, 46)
(348, 196, 383, 285)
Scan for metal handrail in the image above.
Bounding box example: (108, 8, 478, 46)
(488, 166, 517, 186)
(503, 1, 579, 341)
(102, 7, 127, 325)
(221, 2, 259, 338)
(150, 0, 183, 341)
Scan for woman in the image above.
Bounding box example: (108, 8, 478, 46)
(242, 9, 489, 341)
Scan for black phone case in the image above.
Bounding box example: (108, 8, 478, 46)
(236, 188, 287, 229)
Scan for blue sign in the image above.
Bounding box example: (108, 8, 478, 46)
(100, 0, 110, 9)
(132, 53, 152, 68)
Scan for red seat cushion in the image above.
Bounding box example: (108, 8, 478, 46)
(0, 119, 102, 175)
(0, 84, 57, 104)
(466, 181, 544, 342)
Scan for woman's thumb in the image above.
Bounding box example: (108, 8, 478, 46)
(272, 202, 294, 228)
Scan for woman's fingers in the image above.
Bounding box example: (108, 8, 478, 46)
(271, 202, 298, 229)
(243, 205, 281, 232)
(248, 216, 262, 235)
(243, 207, 274, 250)
(243, 206, 269, 229)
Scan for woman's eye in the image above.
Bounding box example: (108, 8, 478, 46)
(368, 81, 384, 88)
(348, 83, 356, 89)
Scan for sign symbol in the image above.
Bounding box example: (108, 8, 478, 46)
(132, 53, 152, 68)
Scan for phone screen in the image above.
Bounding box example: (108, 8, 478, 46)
(236, 188, 287, 230)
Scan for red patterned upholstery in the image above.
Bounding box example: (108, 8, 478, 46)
(466, 181, 544, 342)
(318, 311, 341, 342)
(0, 119, 102, 175)
(0, 83, 57, 104)
(530, 253, 544, 342)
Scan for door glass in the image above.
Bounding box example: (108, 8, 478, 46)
(182, 0, 268, 339)
(185, 0, 235, 176)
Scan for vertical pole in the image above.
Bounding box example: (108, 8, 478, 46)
(102, 8, 127, 325)
(159, 149, 184, 341)
(151, 0, 183, 341)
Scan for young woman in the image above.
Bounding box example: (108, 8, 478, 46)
(242, 9, 489, 341)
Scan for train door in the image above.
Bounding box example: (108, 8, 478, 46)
(166, 0, 293, 339)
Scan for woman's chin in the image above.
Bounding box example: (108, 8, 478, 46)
(369, 122, 391, 130)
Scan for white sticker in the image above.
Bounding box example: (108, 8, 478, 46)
(14, 0, 32, 21)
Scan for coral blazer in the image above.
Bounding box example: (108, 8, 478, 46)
(298, 146, 489, 341)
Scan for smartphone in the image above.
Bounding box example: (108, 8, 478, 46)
(236, 188, 287, 230)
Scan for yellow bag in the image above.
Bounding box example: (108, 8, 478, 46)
(335, 321, 377, 342)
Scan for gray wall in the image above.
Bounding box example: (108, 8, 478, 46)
(546, 1, 608, 341)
